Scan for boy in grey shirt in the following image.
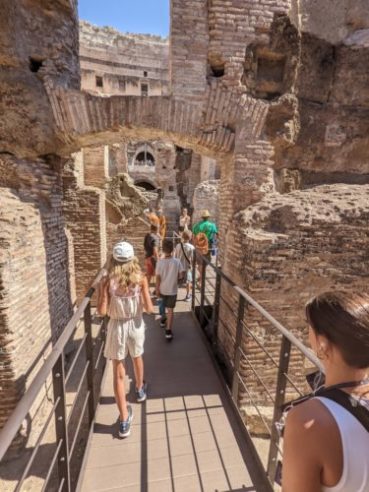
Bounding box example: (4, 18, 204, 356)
(156, 239, 184, 340)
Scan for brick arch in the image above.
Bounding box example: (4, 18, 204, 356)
(45, 80, 268, 157)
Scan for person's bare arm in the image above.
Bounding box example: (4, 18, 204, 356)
(282, 403, 323, 492)
(97, 276, 109, 316)
(156, 274, 161, 298)
(153, 246, 159, 259)
(141, 276, 154, 314)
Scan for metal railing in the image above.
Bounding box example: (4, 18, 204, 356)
(0, 270, 107, 491)
(192, 252, 324, 490)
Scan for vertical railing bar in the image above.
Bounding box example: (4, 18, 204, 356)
(84, 301, 96, 423)
(52, 354, 71, 492)
(191, 250, 196, 312)
(231, 295, 246, 403)
(199, 256, 206, 326)
(212, 268, 222, 348)
(267, 335, 291, 481)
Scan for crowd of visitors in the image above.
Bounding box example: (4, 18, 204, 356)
(97, 206, 219, 437)
(97, 205, 369, 492)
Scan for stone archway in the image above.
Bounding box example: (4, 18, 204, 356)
(134, 180, 157, 191)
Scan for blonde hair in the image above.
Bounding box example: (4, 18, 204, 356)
(108, 257, 143, 289)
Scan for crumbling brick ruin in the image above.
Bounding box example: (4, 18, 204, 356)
(1, 0, 369, 450)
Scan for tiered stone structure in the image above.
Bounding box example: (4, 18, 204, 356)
(1, 0, 369, 453)
(77, 22, 214, 234)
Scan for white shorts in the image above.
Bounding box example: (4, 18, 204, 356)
(104, 316, 145, 360)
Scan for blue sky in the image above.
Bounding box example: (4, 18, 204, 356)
(78, 0, 170, 37)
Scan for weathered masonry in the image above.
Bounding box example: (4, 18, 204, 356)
(77, 22, 219, 233)
(1, 0, 369, 458)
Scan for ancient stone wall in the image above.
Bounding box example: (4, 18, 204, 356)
(0, 155, 73, 430)
(192, 180, 220, 225)
(79, 21, 169, 97)
(3, 0, 369, 457)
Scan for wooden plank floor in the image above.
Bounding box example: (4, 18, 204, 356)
(78, 295, 255, 492)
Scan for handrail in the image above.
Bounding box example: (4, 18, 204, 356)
(0, 269, 105, 462)
(199, 253, 323, 371)
(192, 251, 325, 488)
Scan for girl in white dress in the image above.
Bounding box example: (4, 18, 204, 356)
(98, 241, 154, 438)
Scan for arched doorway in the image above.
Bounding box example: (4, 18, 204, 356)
(135, 181, 156, 191)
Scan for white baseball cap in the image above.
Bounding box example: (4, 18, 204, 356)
(112, 241, 135, 263)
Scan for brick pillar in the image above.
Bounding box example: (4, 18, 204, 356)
(63, 186, 107, 304)
(170, 0, 209, 101)
(0, 156, 73, 447)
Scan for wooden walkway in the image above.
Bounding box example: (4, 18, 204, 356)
(78, 296, 256, 492)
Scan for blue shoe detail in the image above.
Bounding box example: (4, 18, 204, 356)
(136, 382, 147, 402)
(119, 405, 133, 438)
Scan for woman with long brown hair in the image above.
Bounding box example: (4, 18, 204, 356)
(283, 291, 369, 491)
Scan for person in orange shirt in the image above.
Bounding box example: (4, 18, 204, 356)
(144, 207, 160, 227)
(157, 209, 167, 240)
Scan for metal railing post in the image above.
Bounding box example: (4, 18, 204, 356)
(199, 256, 206, 326)
(52, 354, 71, 492)
(231, 295, 246, 403)
(191, 250, 196, 312)
(84, 301, 95, 423)
(212, 269, 221, 347)
(267, 335, 291, 482)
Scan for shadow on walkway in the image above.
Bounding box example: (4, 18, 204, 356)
(79, 296, 257, 492)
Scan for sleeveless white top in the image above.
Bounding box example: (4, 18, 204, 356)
(316, 397, 369, 492)
(107, 281, 142, 320)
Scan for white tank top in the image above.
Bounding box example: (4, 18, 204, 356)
(316, 397, 369, 492)
(107, 281, 142, 320)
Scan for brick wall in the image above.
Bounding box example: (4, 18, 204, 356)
(216, 184, 369, 403)
(0, 155, 72, 433)
(63, 186, 107, 303)
(170, 0, 209, 101)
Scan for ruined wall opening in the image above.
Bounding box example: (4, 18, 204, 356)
(210, 63, 225, 78)
(134, 180, 156, 191)
(242, 14, 298, 100)
(29, 57, 44, 73)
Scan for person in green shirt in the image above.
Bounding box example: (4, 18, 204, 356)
(192, 209, 218, 257)
(192, 210, 218, 285)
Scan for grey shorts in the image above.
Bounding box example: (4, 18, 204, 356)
(160, 294, 177, 309)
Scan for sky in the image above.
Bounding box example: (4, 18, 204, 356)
(78, 0, 170, 37)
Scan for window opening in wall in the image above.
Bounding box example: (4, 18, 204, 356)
(168, 185, 174, 192)
(29, 57, 44, 73)
(210, 63, 225, 78)
(141, 83, 149, 96)
(135, 147, 155, 167)
(143, 71, 148, 77)
(96, 76, 103, 88)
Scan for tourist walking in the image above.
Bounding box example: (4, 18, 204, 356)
(157, 209, 167, 240)
(282, 291, 369, 491)
(143, 224, 160, 287)
(97, 241, 154, 438)
(155, 239, 185, 341)
(174, 230, 195, 301)
(144, 207, 160, 227)
(179, 207, 191, 233)
(193, 210, 218, 285)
